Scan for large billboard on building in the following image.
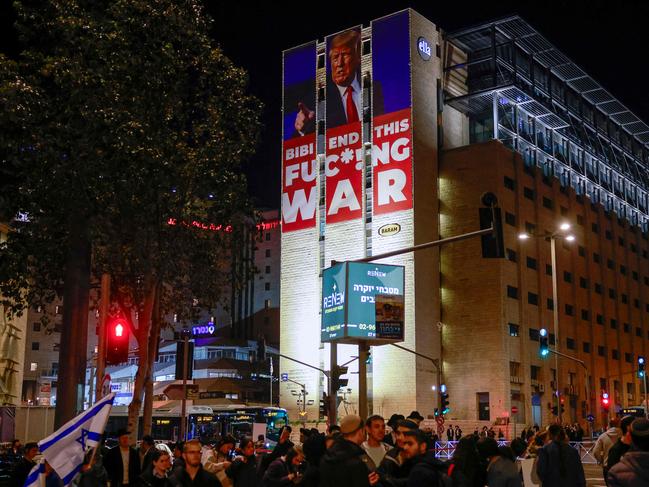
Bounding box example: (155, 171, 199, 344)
(371, 11, 413, 215)
(321, 261, 405, 342)
(325, 26, 363, 224)
(282, 42, 317, 232)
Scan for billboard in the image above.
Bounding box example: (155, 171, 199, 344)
(371, 11, 413, 215)
(325, 27, 363, 223)
(282, 42, 318, 232)
(321, 261, 405, 342)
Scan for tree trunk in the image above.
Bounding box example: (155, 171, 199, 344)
(142, 282, 161, 437)
(127, 277, 157, 444)
(55, 216, 91, 428)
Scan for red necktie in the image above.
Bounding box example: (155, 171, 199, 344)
(345, 86, 359, 123)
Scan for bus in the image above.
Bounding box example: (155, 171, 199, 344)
(107, 403, 288, 446)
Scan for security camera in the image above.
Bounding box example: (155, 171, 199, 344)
(481, 192, 498, 207)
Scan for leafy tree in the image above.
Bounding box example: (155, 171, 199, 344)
(0, 0, 261, 436)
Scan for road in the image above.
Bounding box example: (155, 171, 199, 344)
(584, 463, 605, 487)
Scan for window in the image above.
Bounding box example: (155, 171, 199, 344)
(566, 337, 576, 350)
(592, 223, 599, 234)
(598, 346, 605, 357)
(624, 323, 631, 333)
(625, 352, 633, 363)
(596, 314, 604, 325)
(542, 197, 553, 209)
(529, 329, 540, 341)
(528, 292, 538, 305)
(607, 259, 615, 270)
(264, 299, 271, 309)
(504, 176, 515, 190)
(531, 365, 541, 380)
(619, 237, 625, 247)
(581, 309, 590, 320)
(505, 212, 517, 226)
(564, 304, 574, 316)
(31, 342, 39, 351)
(546, 264, 553, 276)
(595, 283, 603, 294)
(633, 271, 639, 281)
(506, 248, 517, 262)
(593, 252, 600, 263)
(622, 294, 628, 304)
(609, 288, 617, 299)
(265, 265, 271, 274)
(524, 187, 535, 200)
(265, 249, 271, 258)
(547, 298, 554, 310)
(635, 298, 640, 308)
(610, 319, 617, 329)
(265, 232, 271, 241)
(508, 323, 520, 337)
(583, 342, 590, 353)
(33, 323, 41, 332)
(563, 271, 572, 283)
(620, 265, 627, 275)
(605, 230, 613, 240)
(645, 276, 649, 286)
(526, 256, 537, 270)
(507, 286, 519, 299)
(264, 282, 271, 291)
(578, 246, 585, 257)
(525, 222, 536, 234)
(580, 277, 589, 289)
(612, 350, 619, 360)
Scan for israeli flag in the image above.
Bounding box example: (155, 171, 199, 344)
(23, 462, 45, 487)
(38, 393, 116, 486)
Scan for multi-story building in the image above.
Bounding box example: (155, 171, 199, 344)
(280, 10, 649, 429)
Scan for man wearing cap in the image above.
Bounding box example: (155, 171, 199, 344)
(105, 429, 141, 487)
(320, 414, 380, 487)
(377, 419, 419, 486)
(607, 418, 649, 486)
(406, 411, 424, 427)
(383, 414, 404, 447)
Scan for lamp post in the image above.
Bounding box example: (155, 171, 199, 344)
(520, 223, 575, 424)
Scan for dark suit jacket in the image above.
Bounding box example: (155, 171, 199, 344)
(105, 446, 141, 486)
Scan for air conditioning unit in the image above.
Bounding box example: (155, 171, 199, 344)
(538, 384, 546, 392)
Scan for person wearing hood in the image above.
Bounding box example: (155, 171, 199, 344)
(301, 431, 326, 487)
(536, 424, 585, 487)
(400, 430, 446, 486)
(607, 418, 649, 487)
(319, 415, 379, 487)
(594, 418, 621, 478)
(476, 438, 522, 487)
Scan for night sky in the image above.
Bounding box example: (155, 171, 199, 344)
(2, 1, 649, 208)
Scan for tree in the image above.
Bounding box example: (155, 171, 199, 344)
(0, 0, 261, 436)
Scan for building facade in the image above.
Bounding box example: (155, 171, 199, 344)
(281, 10, 649, 429)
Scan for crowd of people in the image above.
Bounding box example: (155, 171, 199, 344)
(3, 413, 649, 487)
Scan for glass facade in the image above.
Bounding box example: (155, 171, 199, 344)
(446, 17, 649, 231)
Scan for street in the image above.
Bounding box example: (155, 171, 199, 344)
(584, 463, 605, 487)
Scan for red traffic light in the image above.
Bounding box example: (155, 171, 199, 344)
(601, 392, 610, 407)
(114, 322, 124, 337)
(106, 318, 129, 365)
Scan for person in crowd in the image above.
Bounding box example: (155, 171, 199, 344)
(203, 435, 235, 487)
(225, 438, 259, 487)
(10, 442, 38, 487)
(9, 440, 22, 458)
(362, 415, 391, 470)
(377, 419, 418, 486)
(607, 415, 635, 473)
(446, 425, 454, 442)
(326, 425, 341, 436)
(399, 430, 445, 486)
(105, 429, 141, 487)
(255, 435, 266, 451)
(170, 439, 219, 487)
(454, 425, 462, 442)
(138, 448, 172, 487)
(383, 415, 404, 447)
(446, 435, 483, 487)
(319, 415, 378, 487)
(324, 434, 338, 450)
(536, 424, 585, 487)
(607, 417, 649, 487)
(74, 447, 109, 487)
(140, 435, 157, 473)
(260, 426, 294, 475)
(171, 442, 185, 472)
(476, 438, 522, 487)
(594, 418, 621, 480)
(480, 427, 488, 438)
(301, 431, 326, 487)
(405, 411, 424, 427)
(498, 429, 505, 440)
(487, 427, 496, 439)
(262, 445, 304, 487)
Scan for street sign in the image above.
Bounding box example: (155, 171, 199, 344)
(586, 414, 595, 422)
(435, 415, 445, 425)
(281, 373, 288, 382)
(511, 406, 519, 414)
(437, 425, 444, 437)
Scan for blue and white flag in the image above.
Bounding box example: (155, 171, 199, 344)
(38, 393, 116, 486)
(23, 461, 45, 487)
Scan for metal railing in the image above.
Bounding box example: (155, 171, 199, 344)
(434, 440, 598, 464)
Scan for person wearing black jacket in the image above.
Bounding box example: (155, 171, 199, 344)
(400, 430, 446, 486)
(225, 438, 259, 487)
(10, 442, 38, 487)
(140, 436, 157, 474)
(607, 415, 635, 473)
(319, 415, 379, 487)
(138, 449, 173, 487)
(105, 430, 141, 487)
(260, 426, 293, 475)
(377, 419, 418, 487)
(262, 446, 304, 487)
(169, 440, 220, 487)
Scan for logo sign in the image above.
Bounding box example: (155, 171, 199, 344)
(110, 383, 122, 392)
(417, 37, 432, 61)
(281, 373, 289, 382)
(321, 262, 405, 342)
(378, 223, 401, 237)
(191, 322, 216, 338)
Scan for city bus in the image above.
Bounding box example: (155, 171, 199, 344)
(107, 404, 288, 445)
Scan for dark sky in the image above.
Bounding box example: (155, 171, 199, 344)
(3, 1, 649, 208)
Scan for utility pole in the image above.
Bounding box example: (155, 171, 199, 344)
(179, 328, 190, 441)
(95, 273, 110, 401)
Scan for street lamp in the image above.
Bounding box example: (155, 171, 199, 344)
(519, 223, 575, 424)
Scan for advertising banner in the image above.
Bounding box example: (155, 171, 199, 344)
(371, 11, 413, 215)
(282, 42, 318, 232)
(325, 27, 363, 223)
(321, 261, 405, 342)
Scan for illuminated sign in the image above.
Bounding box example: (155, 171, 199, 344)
(417, 36, 431, 61)
(321, 262, 405, 342)
(378, 223, 401, 237)
(191, 322, 216, 338)
(155, 419, 171, 425)
(168, 218, 280, 233)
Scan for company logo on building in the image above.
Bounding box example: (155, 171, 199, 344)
(417, 37, 431, 61)
(367, 268, 387, 278)
(378, 223, 401, 237)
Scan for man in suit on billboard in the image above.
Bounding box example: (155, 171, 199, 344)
(326, 29, 362, 128)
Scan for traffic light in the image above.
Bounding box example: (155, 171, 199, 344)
(331, 365, 349, 392)
(639, 356, 646, 378)
(539, 328, 549, 357)
(479, 193, 504, 259)
(320, 393, 328, 419)
(440, 384, 450, 414)
(106, 319, 129, 365)
(601, 392, 610, 411)
(257, 337, 266, 361)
